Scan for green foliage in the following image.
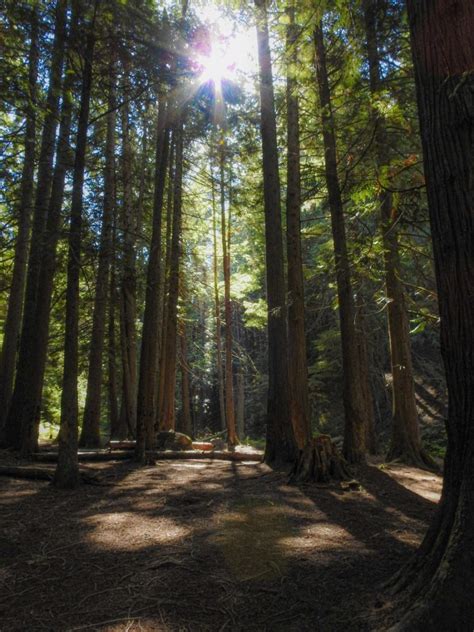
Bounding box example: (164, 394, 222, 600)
(0, 0, 445, 449)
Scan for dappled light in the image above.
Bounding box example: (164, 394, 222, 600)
(0, 459, 441, 630)
(1, 0, 472, 629)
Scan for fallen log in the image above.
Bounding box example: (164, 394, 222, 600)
(33, 450, 263, 464)
(108, 441, 135, 450)
(109, 440, 217, 452)
(35, 451, 132, 463)
(0, 465, 102, 484)
(290, 435, 352, 484)
(153, 450, 262, 462)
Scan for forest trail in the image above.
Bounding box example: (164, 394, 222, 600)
(0, 459, 441, 631)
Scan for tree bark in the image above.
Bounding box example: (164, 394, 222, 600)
(108, 257, 121, 439)
(219, 138, 238, 446)
(363, 0, 431, 468)
(54, 4, 97, 489)
(285, 4, 311, 451)
(254, 0, 298, 466)
(160, 118, 184, 431)
(156, 138, 175, 430)
(135, 98, 170, 461)
(80, 51, 117, 448)
(236, 371, 245, 440)
(179, 325, 193, 438)
(290, 435, 352, 484)
(119, 68, 138, 440)
(385, 2, 474, 629)
(0, 5, 39, 439)
(314, 21, 371, 464)
(355, 296, 377, 454)
(211, 156, 226, 432)
(3, 0, 68, 451)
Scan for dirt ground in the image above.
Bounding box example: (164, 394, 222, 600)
(0, 455, 442, 631)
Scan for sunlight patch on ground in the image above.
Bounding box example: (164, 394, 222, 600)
(0, 485, 39, 504)
(84, 512, 191, 551)
(166, 462, 209, 469)
(383, 465, 442, 503)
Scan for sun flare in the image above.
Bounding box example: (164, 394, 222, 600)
(198, 48, 236, 87)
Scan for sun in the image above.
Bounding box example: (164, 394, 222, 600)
(191, 5, 257, 93)
(198, 47, 236, 87)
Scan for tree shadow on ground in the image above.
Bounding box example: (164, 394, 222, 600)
(0, 457, 437, 631)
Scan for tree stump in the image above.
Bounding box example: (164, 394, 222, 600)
(290, 435, 352, 484)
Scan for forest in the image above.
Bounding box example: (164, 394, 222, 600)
(0, 0, 472, 630)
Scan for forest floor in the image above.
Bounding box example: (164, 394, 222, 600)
(0, 452, 442, 631)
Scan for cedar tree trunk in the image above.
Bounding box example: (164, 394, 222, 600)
(385, 2, 474, 629)
(0, 7, 39, 438)
(286, 4, 311, 450)
(314, 21, 371, 464)
(55, 7, 97, 488)
(255, 0, 298, 465)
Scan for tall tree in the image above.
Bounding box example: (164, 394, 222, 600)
(54, 1, 98, 488)
(156, 138, 175, 429)
(119, 66, 138, 439)
(255, 0, 297, 465)
(135, 96, 170, 461)
(314, 20, 372, 464)
(3, 0, 69, 452)
(387, 0, 474, 627)
(179, 323, 193, 437)
(0, 5, 39, 438)
(219, 138, 238, 446)
(160, 118, 184, 431)
(363, 0, 431, 467)
(80, 47, 117, 448)
(108, 231, 122, 439)
(211, 156, 226, 431)
(285, 3, 311, 451)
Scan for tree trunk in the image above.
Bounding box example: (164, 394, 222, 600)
(108, 258, 121, 439)
(363, 0, 431, 468)
(156, 138, 175, 430)
(3, 0, 68, 451)
(235, 306, 245, 440)
(254, 0, 298, 466)
(314, 21, 370, 464)
(290, 435, 352, 484)
(160, 119, 184, 431)
(179, 325, 193, 438)
(211, 156, 226, 432)
(355, 296, 377, 455)
(135, 98, 170, 461)
(219, 138, 238, 446)
(285, 4, 311, 451)
(236, 371, 245, 440)
(0, 6, 39, 439)
(385, 2, 474, 628)
(119, 70, 138, 440)
(80, 51, 116, 448)
(54, 5, 97, 489)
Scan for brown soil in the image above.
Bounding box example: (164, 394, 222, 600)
(0, 454, 441, 631)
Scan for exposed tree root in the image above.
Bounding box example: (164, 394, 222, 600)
(386, 446, 440, 472)
(290, 435, 352, 484)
